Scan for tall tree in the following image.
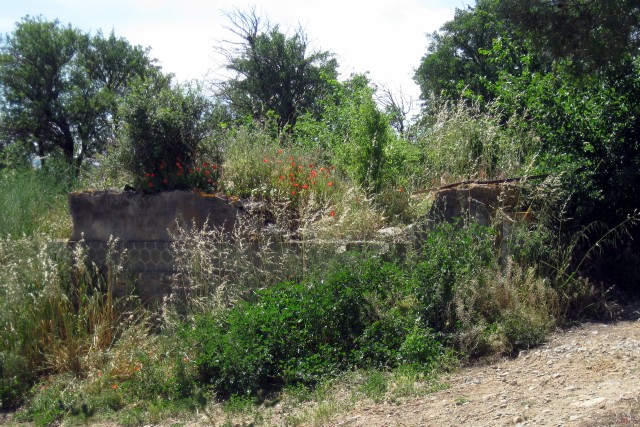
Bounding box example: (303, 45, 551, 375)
(217, 8, 338, 129)
(414, 0, 551, 105)
(495, 0, 640, 72)
(0, 16, 158, 170)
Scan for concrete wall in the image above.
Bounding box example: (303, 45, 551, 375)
(68, 184, 528, 302)
(428, 183, 522, 226)
(68, 190, 241, 302)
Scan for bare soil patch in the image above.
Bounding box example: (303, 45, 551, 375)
(331, 308, 640, 427)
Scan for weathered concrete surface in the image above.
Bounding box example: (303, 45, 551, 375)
(69, 190, 239, 241)
(428, 183, 522, 225)
(68, 190, 242, 303)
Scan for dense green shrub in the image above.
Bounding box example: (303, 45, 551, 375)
(117, 78, 217, 192)
(413, 221, 496, 332)
(294, 75, 394, 194)
(186, 260, 446, 398)
(187, 272, 372, 396)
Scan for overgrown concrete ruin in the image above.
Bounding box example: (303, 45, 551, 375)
(68, 183, 530, 303)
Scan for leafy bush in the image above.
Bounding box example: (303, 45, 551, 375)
(117, 78, 215, 191)
(187, 272, 372, 397)
(413, 221, 496, 332)
(186, 259, 447, 398)
(295, 75, 394, 194)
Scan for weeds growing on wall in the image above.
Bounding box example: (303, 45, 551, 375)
(411, 97, 541, 187)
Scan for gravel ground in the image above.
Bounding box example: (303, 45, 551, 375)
(332, 308, 640, 427)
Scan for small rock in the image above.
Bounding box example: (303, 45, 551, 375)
(574, 397, 607, 408)
(377, 227, 404, 238)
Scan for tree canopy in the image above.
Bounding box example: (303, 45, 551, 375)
(496, 0, 640, 72)
(217, 8, 339, 130)
(0, 16, 158, 170)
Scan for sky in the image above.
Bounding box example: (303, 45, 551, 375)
(0, 0, 468, 106)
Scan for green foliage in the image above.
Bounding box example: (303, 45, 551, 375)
(0, 165, 74, 238)
(0, 234, 129, 410)
(359, 371, 388, 403)
(218, 8, 338, 129)
(187, 272, 373, 397)
(117, 78, 216, 191)
(0, 16, 157, 170)
(295, 75, 395, 193)
(498, 59, 640, 222)
(414, 0, 534, 105)
(410, 97, 540, 186)
(415, 0, 640, 290)
(221, 124, 340, 204)
(500, 312, 547, 352)
(186, 258, 449, 398)
(496, 0, 640, 72)
(413, 221, 495, 332)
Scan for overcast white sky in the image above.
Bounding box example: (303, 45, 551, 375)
(0, 0, 469, 104)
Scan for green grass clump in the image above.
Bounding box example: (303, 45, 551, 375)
(0, 235, 121, 410)
(0, 166, 74, 238)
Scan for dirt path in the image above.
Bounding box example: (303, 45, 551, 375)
(334, 314, 640, 427)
